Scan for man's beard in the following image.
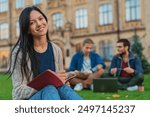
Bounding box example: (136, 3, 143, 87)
(120, 51, 126, 56)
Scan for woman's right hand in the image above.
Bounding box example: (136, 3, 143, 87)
(56, 70, 67, 82)
(57, 70, 71, 87)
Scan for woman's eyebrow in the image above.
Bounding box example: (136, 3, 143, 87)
(30, 15, 43, 21)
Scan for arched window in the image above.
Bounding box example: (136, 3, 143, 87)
(52, 13, 63, 30)
(16, 0, 24, 9)
(75, 8, 88, 29)
(33, 0, 42, 5)
(0, 23, 9, 40)
(99, 3, 113, 25)
(99, 40, 113, 61)
(0, 0, 8, 12)
(106, 41, 113, 61)
(126, 0, 141, 21)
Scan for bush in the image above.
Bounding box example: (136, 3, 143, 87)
(131, 33, 150, 74)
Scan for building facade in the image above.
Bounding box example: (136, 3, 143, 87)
(0, 0, 150, 71)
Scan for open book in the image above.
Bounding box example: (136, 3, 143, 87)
(27, 69, 76, 90)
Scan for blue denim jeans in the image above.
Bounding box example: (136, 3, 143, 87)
(29, 85, 83, 100)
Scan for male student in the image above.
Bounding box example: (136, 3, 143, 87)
(68, 38, 105, 91)
(109, 38, 144, 91)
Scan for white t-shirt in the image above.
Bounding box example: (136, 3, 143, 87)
(81, 58, 92, 72)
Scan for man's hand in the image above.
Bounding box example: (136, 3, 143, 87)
(73, 70, 89, 79)
(83, 70, 92, 76)
(123, 67, 134, 74)
(110, 68, 117, 75)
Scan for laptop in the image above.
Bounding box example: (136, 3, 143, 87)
(93, 78, 118, 92)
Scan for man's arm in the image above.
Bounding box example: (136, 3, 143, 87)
(109, 56, 118, 76)
(67, 54, 77, 72)
(133, 55, 143, 75)
(123, 55, 143, 75)
(96, 54, 106, 69)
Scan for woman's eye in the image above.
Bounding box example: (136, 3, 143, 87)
(30, 22, 34, 25)
(39, 17, 44, 20)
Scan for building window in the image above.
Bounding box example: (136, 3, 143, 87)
(0, 0, 8, 12)
(126, 0, 141, 21)
(66, 49, 70, 57)
(16, 0, 24, 9)
(0, 23, 9, 40)
(33, 0, 42, 5)
(16, 21, 20, 37)
(99, 41, 113, 61)
(52, 13, 63, 30)
(99, 3, 113, 25)
(0, 50, 9, 69)
(75, 8, 88, 29)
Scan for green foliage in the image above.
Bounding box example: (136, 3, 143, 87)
(131, 33, 150, 74)
(131, 34, 144, 56)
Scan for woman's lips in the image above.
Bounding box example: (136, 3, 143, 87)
(37, 27, 44, 32)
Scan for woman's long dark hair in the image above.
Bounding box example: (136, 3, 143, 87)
(8, 6, 50, 82)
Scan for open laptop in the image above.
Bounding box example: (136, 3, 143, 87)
(93, 78, 118, 92)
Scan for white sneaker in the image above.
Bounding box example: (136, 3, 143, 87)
(127, 85, 138, 91)
(89, 84, 93, 91)
(74, 83, 83, 91)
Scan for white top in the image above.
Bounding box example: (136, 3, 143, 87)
(81, 57, 91, 72)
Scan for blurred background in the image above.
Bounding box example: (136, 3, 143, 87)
(0, 0, 150, 72)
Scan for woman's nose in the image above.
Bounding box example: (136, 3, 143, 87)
(36, 20, 42, 26)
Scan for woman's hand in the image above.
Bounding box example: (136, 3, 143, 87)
(57, 70, 71, 86)
(56, 70, 67, 82)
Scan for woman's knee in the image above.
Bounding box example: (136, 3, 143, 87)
(58, 84, 74, 93)
(41, 85, 57, 93)
(58, 84, 69, 90)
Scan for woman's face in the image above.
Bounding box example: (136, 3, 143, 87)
(29, 10, 48, 38)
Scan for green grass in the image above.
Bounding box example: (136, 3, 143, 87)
(0, 74, 150, 100)
(0, 74, 12, 100)
(77, 74, 150, 100)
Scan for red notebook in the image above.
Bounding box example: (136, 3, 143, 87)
(27, 70, 65, 90)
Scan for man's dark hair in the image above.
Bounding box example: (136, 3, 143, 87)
(117, 38, 130, 51)
(83, 38, 94, 46)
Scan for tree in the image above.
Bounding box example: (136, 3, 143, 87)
(131, 33, 150, 74)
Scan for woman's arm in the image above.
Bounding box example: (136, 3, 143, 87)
(51, 42, 64, 72)
(11, 50, 37, 100)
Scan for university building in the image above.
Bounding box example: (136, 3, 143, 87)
(0, 0, 150, 71)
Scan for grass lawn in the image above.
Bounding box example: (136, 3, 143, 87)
(0, 74, 150, 100)
(0, 74, 12, 100)
(77, 74, 150, 100)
